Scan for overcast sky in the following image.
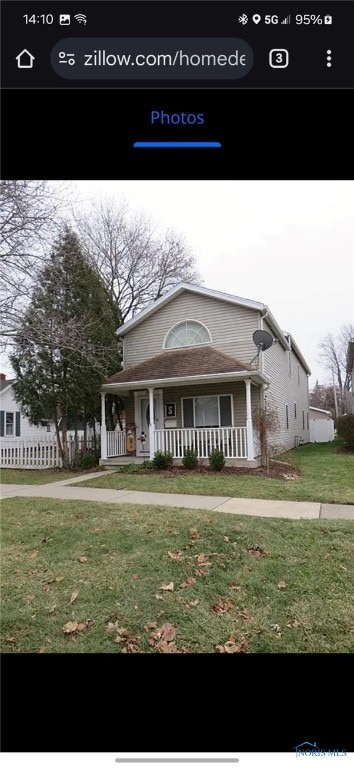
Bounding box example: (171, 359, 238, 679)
(2, 180, 353, 386)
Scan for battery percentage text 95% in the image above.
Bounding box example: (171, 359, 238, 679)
(295, 14, 329, 24)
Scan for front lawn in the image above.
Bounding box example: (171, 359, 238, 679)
(73, 442, 354, 504)
(1, 468, 87, 485)
(1, 497, 354, 653)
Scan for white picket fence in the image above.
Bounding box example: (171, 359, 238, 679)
(0, 437, 98, 469)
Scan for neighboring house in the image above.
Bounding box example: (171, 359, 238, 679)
(0, 375, 98, 441)
(100, 283, 311, 466)
(345, 338, 354, 414)
(0, 376, 52, 439)
(309, 406, 335, 443)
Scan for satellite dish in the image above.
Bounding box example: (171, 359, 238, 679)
(252, 330, 274, 352)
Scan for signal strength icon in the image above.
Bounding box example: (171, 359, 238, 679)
(74, 13, 87, 24)
(281, 15, 291, 24)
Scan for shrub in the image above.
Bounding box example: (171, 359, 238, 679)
(80, 452, 99, 470)
(152, 450, 173, 470)
(209, 448, 225, 471)
(182, 448, 199, 470)
(337, 415, 354, 447)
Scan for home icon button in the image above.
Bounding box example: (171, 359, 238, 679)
(16, 49, 35, 69)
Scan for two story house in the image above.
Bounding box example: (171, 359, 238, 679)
(100, 283, 311, 466)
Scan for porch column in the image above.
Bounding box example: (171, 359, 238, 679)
(101, 391, 107, 461)
(148, 386, 155, 459)
(245, 379, 254, 461)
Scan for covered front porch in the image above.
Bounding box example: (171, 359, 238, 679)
(100, 345, 269, 466)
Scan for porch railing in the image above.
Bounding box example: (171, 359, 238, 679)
(154, 427, 248, 459)
(107, 430, 127, 457)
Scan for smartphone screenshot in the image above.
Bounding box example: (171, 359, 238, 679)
(1, 0, 353, 765)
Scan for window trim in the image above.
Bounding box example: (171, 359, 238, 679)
(163, 319, 212, 350)
(181, 393, 234, 428)
(5, 411, 15, 436)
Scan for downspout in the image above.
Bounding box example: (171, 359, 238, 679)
(259, 307, 270, 405)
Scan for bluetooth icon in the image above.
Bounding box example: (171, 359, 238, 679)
(238, 14, 248, 25)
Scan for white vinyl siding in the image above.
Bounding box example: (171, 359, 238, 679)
(0, 385, 51, 439)
(294, 402, 297, 419)
(262, 321, 310, 450)
(124, 291, 259, 368)
(285, 404, 289, 430)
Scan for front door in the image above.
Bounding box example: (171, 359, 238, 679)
(136, 393, 163, 456)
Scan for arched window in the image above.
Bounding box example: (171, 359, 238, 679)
(164, 320, 212, 349)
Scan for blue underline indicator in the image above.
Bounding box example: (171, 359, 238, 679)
(133, 141, 222, 149)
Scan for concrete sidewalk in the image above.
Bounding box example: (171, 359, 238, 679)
(1, 471, 354, 519)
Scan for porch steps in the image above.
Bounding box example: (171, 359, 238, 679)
(100, 457, 146, 466)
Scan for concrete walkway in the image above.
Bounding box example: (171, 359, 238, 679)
(1, 471, 354, 520)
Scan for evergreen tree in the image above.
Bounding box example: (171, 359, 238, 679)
(10, 228, 120, 467)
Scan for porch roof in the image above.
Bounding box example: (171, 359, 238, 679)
(102, 346, 269, 391)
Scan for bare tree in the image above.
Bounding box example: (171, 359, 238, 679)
(78, 198, 201, 322)
(318, 323, 354, 414)
(0, 180, 70, 342)
(253, 401, 282, 471)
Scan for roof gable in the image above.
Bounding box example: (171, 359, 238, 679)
(116, 283, 264, 336)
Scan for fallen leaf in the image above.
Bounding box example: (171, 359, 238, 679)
(79, 556, 88, 563)
(69, 590, 79, 605)
(39, 647, 47, 653)
(158, 622, 176, 642)
(158, 640, 177, 653)
(24, 594, 35, 601)
(28, 551, 38, 560)
(62, 621, 79, 634)
(155, 594, 164, 600)
(159, 582, 174, 591)
(271, 623, 282, 633)
(107, 621, 120, 633)
(196, 553, 211, 566)
(189, 527, 200, 540)
(277, 581, 287, 589)
(339, 565, 348, 572)
(6, 637, 16, 643)
(132, 574, 139, 581)
(230, 584, 241, 591)
(216, 638, 248, 654)
(195, 569, 207, 577)
(49, 605, 57, 613)
(244, 546, 268, 557)
(77, 623, 86, 632)
(292, 619, 301, 628)
(211, 598, 234, 614)
(180, 577, 196, 589)
(144, 621, 157, 631)
(188, 599, 200, 607)
(43, 586, 51, 593)
(238, 609, 252, 620)
(167, 551, 183, 561)
(55, 576, 64, 583)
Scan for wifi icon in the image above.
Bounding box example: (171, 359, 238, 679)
(74, 13, 87, 24)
